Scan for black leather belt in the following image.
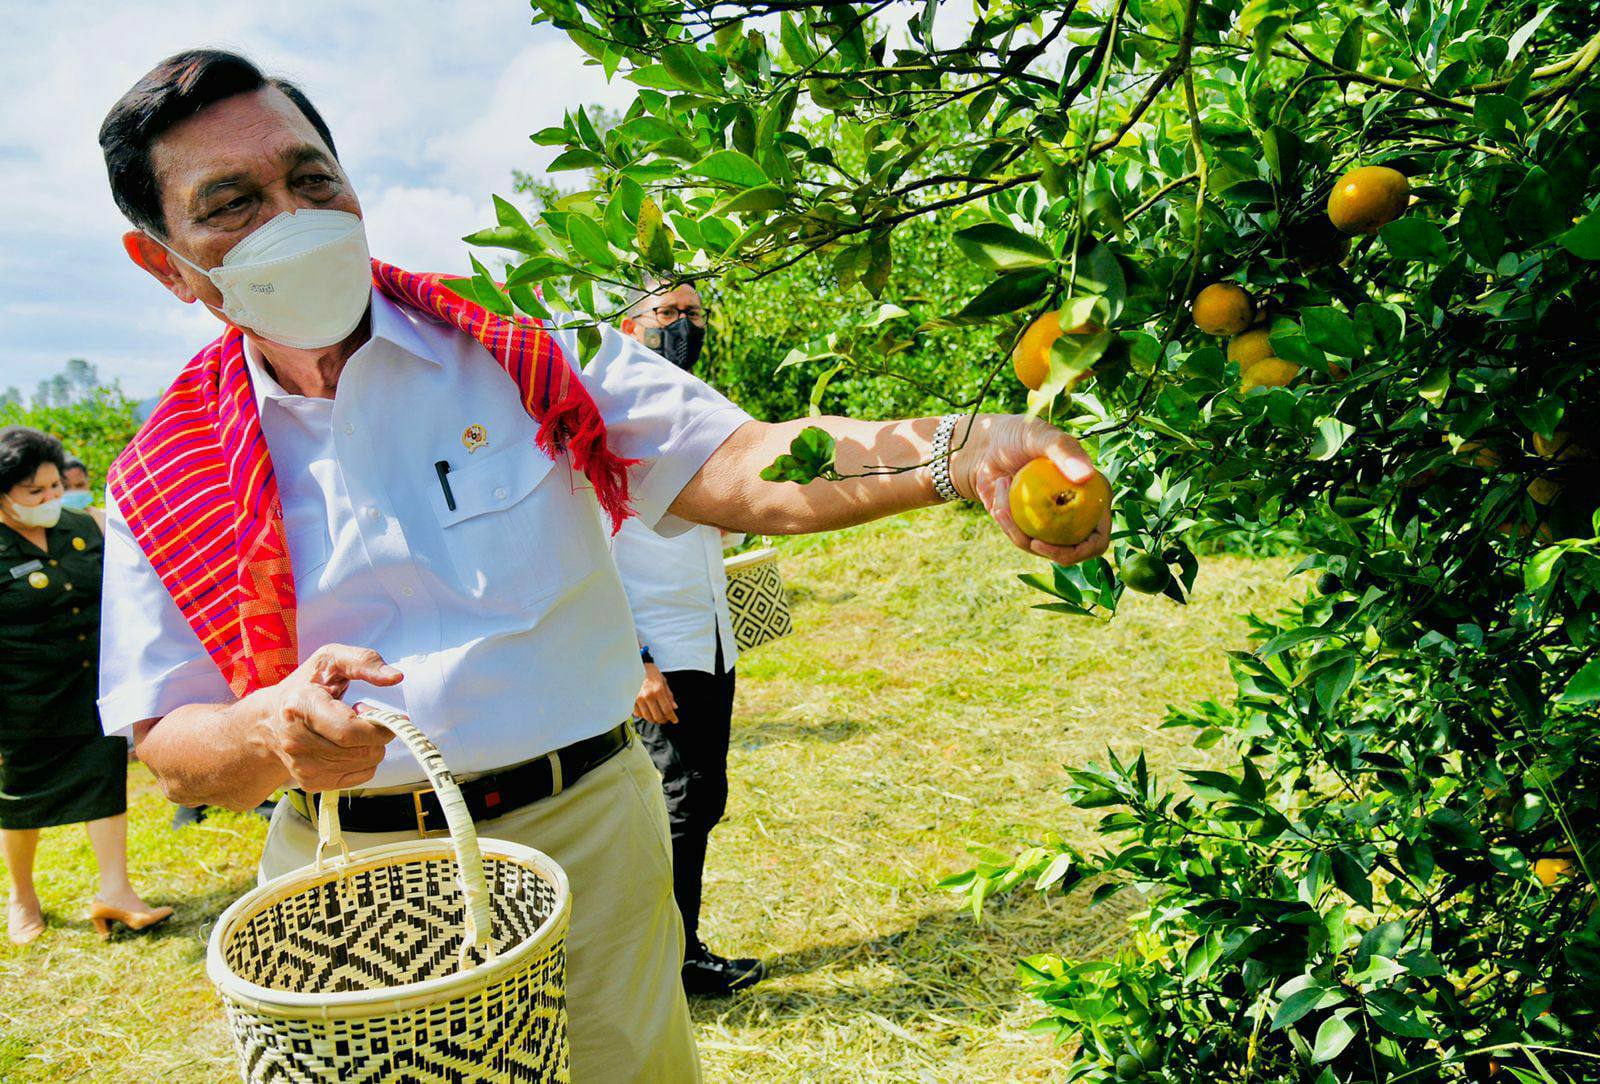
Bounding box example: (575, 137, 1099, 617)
(286, 722, 631, 836)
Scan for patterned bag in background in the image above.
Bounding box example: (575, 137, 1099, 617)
(723, 546, 794, 653)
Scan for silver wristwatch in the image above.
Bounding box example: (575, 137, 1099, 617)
(930, 413, 968, 503)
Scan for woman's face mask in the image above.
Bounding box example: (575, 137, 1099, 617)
(5, 493, 63, 530)
(154, 209, 373, 350)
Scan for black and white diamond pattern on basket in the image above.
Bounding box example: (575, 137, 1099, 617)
(221, 855, 569, 1082)
(726, 560, 793, 652)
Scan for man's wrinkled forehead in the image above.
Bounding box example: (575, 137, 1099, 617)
(148, 86, 336, 221)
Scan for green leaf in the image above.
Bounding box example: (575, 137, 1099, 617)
(760, 425, 837, 484)
(1557, 658, 1600, 706)
(1332, 18, 1364, 70)
(462, 226, 543, 256)
(1301, 307, 1361, 358)
(1559, 207, 1600, 260)
(545, 148, 606, 173)
(1380, 219, 1448, 263)
(689, 149, 769, 188)
(1459, 202, 1506, 268)
(565, 214, 617, 269)
(1524, 546, 1565, 590)
(1367, 989, 1434, 1038)
(1311, 1012, 1358, 1063)
(1272, 983, 1345, 1030)
(955, 270, 1053, 320)
(1507, 6, 1554, 64)
(708, 185, 788, 217)
(951, 223, 1055, 272)
(1309, 418, 1356, 461)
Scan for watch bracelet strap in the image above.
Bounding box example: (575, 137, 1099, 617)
(930, 413, 966, 503)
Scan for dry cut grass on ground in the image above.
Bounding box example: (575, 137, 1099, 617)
(0, 505, 1294, 1082)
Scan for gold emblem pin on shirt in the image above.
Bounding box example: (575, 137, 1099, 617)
(462, 424, 489, 453)
(27, 571, 48, 589)
(72, 537, 87, 551)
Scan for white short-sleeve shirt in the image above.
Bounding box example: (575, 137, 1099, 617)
(97, 290, 752, 789)
(610, 519, 738, 675)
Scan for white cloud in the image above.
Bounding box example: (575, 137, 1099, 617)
(0, 0, 632, 398)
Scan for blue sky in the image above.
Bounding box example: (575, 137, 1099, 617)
(0, 0, 636, 399)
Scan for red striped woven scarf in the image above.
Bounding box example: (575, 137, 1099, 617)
(108, 259, 634, 698)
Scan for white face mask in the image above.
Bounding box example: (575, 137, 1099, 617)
(6, 495, 62, 530)
(156, 209, 373, 350)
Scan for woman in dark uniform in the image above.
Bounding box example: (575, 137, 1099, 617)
(0, 426, 171, 945)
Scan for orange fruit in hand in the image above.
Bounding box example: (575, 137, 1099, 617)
(1013, 311, 1100, 391)
(1009, 457, 1111, 547)
(1227, 328, 1275, 368)
(1327, 166, 1410, 234)
(1240, 357, 1301, 390)
(1192, 283, 1254, 336)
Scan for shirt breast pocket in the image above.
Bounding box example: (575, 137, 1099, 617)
(432, 441, 599, 618)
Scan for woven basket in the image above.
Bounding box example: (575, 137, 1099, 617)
(724, 545, 794, 653)
(206, 707, 572, 1083)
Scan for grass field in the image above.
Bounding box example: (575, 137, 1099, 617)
(0, 505, 1293, 1082)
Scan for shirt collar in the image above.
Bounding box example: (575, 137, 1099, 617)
(244, 287, 440, 414)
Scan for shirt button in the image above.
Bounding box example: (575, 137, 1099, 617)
(365, 506, 381, 521)
(402, 586, 415, 597)
(71, 607, 80, 615)
(77, 633, 86, 642)
(344, 422, 356, 436)
(493, 486, 509, 501)
(48, 559, 58, 567)
(63, 582, 73, 591)
(81, 660, 91, 669)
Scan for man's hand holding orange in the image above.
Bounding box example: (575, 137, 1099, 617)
(946, 414, 1112, 566)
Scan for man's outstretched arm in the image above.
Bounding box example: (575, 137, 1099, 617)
(670, 412, 1111, 566)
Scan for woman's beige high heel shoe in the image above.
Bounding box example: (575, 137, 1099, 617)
(88, 899, 173, 939)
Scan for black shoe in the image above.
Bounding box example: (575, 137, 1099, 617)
(682, 947, 766, 997)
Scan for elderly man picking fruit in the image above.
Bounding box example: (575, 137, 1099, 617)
(93, 49, 1109, 1083)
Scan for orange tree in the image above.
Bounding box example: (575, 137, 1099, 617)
(469, 1, 1600, 1079)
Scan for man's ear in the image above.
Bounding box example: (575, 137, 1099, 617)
(123, 231, 198, 304)
(620, 314, 640, 340)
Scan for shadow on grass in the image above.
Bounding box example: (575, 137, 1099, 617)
(735, 717, 866, 748)
(690, 892, 1113, 1029)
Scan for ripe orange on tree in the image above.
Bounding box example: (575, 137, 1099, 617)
(1013, 310, 1100, 392)
(1226, 328, 1274, 368)
(1192, 283, 1254, 336)
(1240, 357, 1301, 391)
(1327, 165, 1411, 234)
(1009, 457, 1111, 547)
(1535, 856, 1575, 886)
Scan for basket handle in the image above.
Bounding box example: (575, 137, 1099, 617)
(314, 706, 494, 963)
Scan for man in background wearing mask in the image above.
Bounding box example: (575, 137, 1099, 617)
(94, 49, 1109, 1081)
(610, 284, 764, 997)
(59, 455, 105, 530)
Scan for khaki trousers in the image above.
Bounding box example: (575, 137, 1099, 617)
(259, 737, 701, 1084)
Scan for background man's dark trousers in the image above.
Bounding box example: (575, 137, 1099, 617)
(633, 644, 735, 959)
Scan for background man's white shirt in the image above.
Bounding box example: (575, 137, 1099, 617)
(97, 289, 752, 789)
(610, 519, 738, 675)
